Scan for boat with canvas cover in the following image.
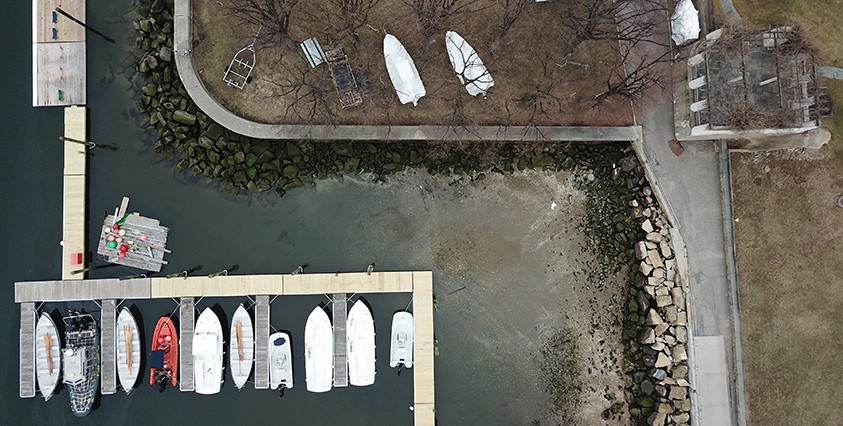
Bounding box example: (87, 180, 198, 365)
(384, 34, 426, 105)
(347, 300, 375, 386)
(389, 311, 414, 369)
(230, 304, 254, 389)
(445, 31, 494, 97)
(116, 308, 141, 393)
(149, 316, 178, 391)
(193, 308, 224, 394)
(36, 312, 61, 401)
(62, 311, 99, 417)
(269, 332, 293, 392)
(304, 306, 333, 393)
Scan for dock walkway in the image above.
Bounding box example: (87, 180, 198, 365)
(19, 303, 36, 398)
(332, 294, 348, 387)
(62, 107, 87, 280)
(254, 296, 270, 389)
(179, 298, 195, 392)
(33, 0, 86, 106)
(100, 300, 117, 394)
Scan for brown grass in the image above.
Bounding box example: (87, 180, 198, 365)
(191, 0, 634, 126)
(728, 2, 843, 425)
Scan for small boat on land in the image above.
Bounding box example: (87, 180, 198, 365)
(304, 306, 333, 393)
(230, 304, 254, 389)
(384, 34, 426, 106)
(150, 316, 178, 391)
(193, 308, 224, 395)
(347, 300, 375, 386)
(269, 332, 293, 391)
(62, 311, 99, 417)
(445, 31, 494, 97)
(36, 313, 61, 401)
(116, 308, 141, 394)
(390, 312, 414, 369)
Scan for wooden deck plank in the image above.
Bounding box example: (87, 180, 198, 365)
(283, 271, 414, 295)
(63, 106, 87, 174)
(19, 303, 36, 398)
(253, 296, 270, 389)
(100, 300, 117, 394)
(14, 279, 152, 303)
(150, 275, 283, 298)
(412, 271, 436, 426)
(332, 295, 348, 387)
(179, 298, 195, 392)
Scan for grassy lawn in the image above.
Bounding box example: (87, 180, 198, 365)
(728, 1, 843, 425)
(191, 0, 632, 126)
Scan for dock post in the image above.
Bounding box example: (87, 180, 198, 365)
(332, 294, 348, 387)
(254, 295, 270, 389)
(179, 298, 195, 392)
(100, 300, 117, 394)
(19, 303, 36, 398)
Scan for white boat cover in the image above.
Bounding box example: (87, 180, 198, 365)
(384, 34, 426, 106)
(36, 313, 61, 401)
(445, 31, 494, 97)
(346, 300, 376, 386)
(193, 308, 223, 395)
(269, 332, 294, 390)
(116, 308, 140, 394)
(389, 312, 414, 368)
(229, 305, 254, 389)
(671, 0, 700, 46)
(304, 306, 333, 393)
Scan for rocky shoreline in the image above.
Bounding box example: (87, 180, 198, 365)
(131, 0, 690, 423)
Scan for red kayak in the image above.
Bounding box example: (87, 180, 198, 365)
(150, 316, 178, 390)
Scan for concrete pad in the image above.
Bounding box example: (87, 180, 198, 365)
(693, 336, 733, 425)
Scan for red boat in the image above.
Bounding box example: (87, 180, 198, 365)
(150, 316, 178, 390)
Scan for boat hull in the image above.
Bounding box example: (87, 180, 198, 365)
(269, 332, 294, 390)
(62, 313, 99, 417)
(445, 31, 494, 97)
(347, 300, 375, 386)
(193, 308, 224, 395)
(304, 306, 333, 393)
(229, 305, 254, 389)
(384, 34, 426, 106)
(390, 312, 414, 369)
(116, 308, 141, 394)
(150, 316, 178, 388)
(36, 313, 61, 401)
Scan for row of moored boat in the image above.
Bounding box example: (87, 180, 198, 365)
(34, 302, 414, 416)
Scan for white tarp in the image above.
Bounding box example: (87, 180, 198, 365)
(671, 0, 701, 46)
(445, 31, 494, 97)
(383, 34, 426, 106)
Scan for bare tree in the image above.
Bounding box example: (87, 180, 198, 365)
(264, 59, 340, 124)
(516, 55, 565, 123)
(591, 43, 674, 107)
(308, 0, 381, 40)
(559, 0, 669, 55)
(227, 0, 299, 48)
(492, 0, 531, 51)
(402, 0, 481, 38)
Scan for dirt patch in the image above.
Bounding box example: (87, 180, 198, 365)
(191, 0, 633, 126)
(731, 144, 843, 426)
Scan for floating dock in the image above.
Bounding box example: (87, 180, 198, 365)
(16, 272, 436, 425)
(19, 303, 37, 398)
(33, 0, 86, 106)
(62, 106, 87, 280)
(100, 300, 117, 394)
(332, 294, 348, 388)
(97, 197, 171, 272)
(254, 296, 270, 389)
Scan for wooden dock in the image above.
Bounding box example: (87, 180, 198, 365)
(332, 294, 348, 388)
(97, 211, 170, 273)
(15, 272, 435, 424)
(62, 106, 87, 280)
(100, 300, 117, 394)
(179, 298, 195, 392)
(19, 303, 37, 398)
(33, 0, 86, 106)
(253, 296, 270, 389)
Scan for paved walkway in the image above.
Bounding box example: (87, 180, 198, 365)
(172, 0, 638, 142)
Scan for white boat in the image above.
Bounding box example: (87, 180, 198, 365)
(389, 312, 414, 369)
(347, 300, 375, 386)
(36, 313, 61, 401)
(116, 308, 141, 394)
(445, 31, 494, 97)
(193, 308, 224, 395)
(384, 34, 426, 106)
(229, 304, 254, 389)
(269, 332, 293, 391)
(304, 306, 333, 393)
